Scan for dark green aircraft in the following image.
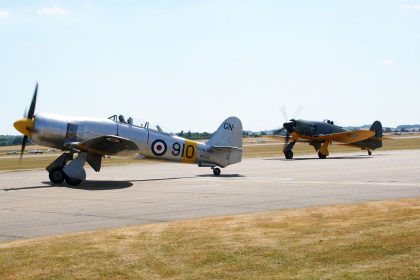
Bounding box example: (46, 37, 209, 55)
(278, 119, 383, 159)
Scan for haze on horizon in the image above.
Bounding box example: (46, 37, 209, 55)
(1, 0, 419, 135)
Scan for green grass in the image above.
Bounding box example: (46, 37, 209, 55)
(1, 198, 419, 279)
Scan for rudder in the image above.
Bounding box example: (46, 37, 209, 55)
(207, 117, 243, 149)
(369, 120, 383, 149)
(370, 121, 382, 138)
(206, 117, 243, 166)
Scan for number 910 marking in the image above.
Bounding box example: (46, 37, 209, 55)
(172, 142, 195, 159)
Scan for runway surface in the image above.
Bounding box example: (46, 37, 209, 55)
(1, 149, 419, 242)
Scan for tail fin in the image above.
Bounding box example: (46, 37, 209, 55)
(370, 121, 382, 138)
(206, 117, 243, 166)
(369, 120, 383, 148)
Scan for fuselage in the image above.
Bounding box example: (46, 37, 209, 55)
(284, 119, 381, 150)
(28, 113, 240, 168)
(290, 119, 346, 139)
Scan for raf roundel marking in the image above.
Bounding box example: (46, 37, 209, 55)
(106, 137, 121, 143)
(151, 139, 167, 156)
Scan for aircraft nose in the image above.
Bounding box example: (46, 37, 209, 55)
(13, 118, 34, 136)
(283, 121, 295, 133)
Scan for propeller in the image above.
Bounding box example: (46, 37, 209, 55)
(14, 82, 38, 160)
(280, 105, 301, 149)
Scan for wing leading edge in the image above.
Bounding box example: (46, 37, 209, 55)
(307, 130, 375, 143)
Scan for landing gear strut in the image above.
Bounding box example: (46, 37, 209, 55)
(212, 167, 221, 176)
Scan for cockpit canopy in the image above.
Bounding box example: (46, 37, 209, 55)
(108, 115, 166, 133)
(323, 119, 335, 125)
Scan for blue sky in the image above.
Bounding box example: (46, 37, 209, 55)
(1, 0, 419, 134)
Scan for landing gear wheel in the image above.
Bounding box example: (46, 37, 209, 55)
(318, 151, 327, 159)
(49, 168, 65, 184)
(213, 167, 221, 176)
(284, 150, 294, 159)
(368, 150, 372, 156)
(64, 176, 82, 186)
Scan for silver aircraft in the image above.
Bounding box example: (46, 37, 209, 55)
(13, 84, 243, 186)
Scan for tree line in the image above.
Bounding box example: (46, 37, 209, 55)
(0, 135, 24, 146)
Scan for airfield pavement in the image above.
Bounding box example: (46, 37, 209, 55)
(0, 149, 419, 242)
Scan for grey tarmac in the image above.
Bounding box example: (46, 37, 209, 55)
(0, 149, 419, 242)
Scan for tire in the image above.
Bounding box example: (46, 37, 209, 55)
(368, 150, 372, 156)
(213, 167, 221, 176)
(49, 168, 65, 184)
(318, 151, 327, 159)
(284, 150, 293, 159)
(65, 176, 82, 186)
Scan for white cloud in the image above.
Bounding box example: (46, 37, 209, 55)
(402, 4, 420, 10)
(0, 9, 10, 20)
(383, 59, 397, 65)
(37, 5, 67, 15)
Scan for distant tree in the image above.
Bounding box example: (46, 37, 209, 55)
(0, 135, 24, 146)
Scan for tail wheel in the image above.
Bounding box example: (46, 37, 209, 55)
(213, 167, 221, 176)
(284, 150, 293, 159)
(49, 168, 65, 184)
(318, 151, 327, 159)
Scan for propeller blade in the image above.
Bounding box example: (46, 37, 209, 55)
(292, 105, 303, 120)
(281, 106, 288, 121)
(27, 82, 38, 119)
(19, 135, 28, 161)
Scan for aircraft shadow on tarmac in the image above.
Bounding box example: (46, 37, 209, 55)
(196, 174, 245, 178)
(2, 180, 134, 191)
(2, 174, 243, 192)
(265, 155, 373, 161)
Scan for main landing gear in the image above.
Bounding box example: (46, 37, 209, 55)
(283, 141, 296, 159)
(46, 152, 86, 186)
(49, 167, 66, 184)
(368, 150, 372, 156)
(318, 151, 327, 159)
(212, 167, 221, 176)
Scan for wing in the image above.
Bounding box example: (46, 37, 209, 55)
(265, 135, 308, 143)
(310, 130, 375, 144)
(66, 135, 139, 156)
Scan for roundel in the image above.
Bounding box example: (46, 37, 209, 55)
(106, 137, 121, 143)
(151, 139, 167, 156)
